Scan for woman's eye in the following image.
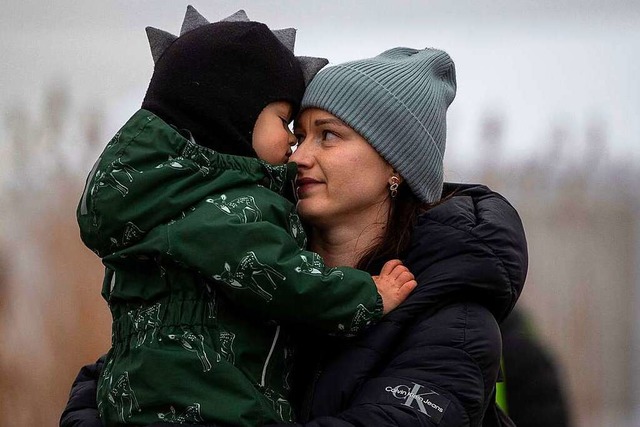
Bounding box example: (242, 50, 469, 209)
(322, 130, 338, 141)
(294, 133, 305, 145)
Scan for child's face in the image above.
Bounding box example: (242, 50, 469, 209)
(252, 101, 296, 165)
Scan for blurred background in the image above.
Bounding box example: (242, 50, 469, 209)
(1, 0, 638, 425)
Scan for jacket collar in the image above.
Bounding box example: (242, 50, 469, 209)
(391, 183, 528, 323)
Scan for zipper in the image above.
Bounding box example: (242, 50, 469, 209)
(260, 325, 281, 387)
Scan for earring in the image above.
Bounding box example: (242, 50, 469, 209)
(389, 175, 400, 198)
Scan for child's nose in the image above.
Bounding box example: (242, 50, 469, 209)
(287, 130, 297, 145)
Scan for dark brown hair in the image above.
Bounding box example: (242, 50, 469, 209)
(356, 183, 429, 271)
(356, 182, 457, 272)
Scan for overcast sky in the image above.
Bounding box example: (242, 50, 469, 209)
(2, 0, 639, 169)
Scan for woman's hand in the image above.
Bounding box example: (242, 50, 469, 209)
(372, 259, 417, 315)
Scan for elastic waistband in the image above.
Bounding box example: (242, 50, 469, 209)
(111, 298, 217, 344)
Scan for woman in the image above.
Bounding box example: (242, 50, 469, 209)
(61, 47, 527, 427)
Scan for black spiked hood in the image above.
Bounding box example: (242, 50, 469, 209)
(142, 21, 305, 157)
(140, 6, 327, 157)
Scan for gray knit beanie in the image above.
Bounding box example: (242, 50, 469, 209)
(300, 47, 457, 203)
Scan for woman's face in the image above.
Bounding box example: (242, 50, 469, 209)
(291, 108, 394, 228)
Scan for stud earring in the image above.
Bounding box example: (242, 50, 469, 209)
(389, 175, 400, 198)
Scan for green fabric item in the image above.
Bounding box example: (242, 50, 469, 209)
(301, 47, 457, 204)
(78, 110, 383, 426)
(496, 357, 509, 414)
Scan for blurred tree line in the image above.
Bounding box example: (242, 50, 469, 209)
(0, 83, 110, 426)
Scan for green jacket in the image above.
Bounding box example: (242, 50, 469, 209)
(77, 110, 383, 426)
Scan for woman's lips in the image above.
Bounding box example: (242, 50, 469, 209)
(296, 178, 321, 196)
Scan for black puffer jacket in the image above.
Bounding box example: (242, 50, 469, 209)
(281, 183, 527, 426)
(61, 184, 527, 427)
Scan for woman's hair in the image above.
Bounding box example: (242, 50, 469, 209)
(356, 184, 454, 272)
(356, 184, 427, 271)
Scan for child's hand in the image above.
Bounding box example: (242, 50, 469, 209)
(372, 259, 417, 315)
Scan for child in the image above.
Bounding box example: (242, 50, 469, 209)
(77, 7, 416, 426)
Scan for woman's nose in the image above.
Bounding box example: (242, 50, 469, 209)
(289, 141, 309, 166)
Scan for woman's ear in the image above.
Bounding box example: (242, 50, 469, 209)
(388, 172, 404, 185)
